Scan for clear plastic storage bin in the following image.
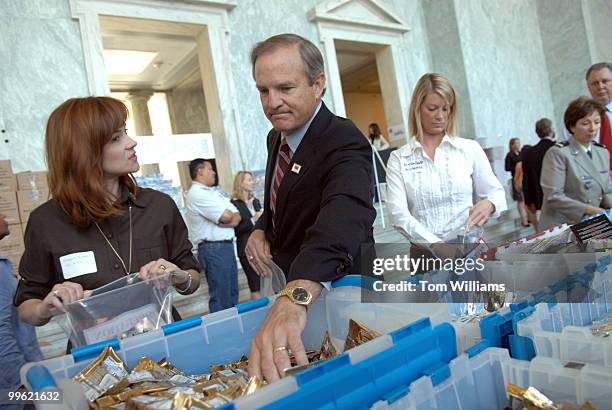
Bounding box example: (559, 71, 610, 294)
(516, 302, 612, 367)
(371, 343, 612, 410)
(22, 277, 456, 409)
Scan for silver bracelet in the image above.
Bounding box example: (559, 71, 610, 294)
(173, 270, 192, 294)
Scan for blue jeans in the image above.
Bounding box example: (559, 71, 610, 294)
(197, 242, 238, 313)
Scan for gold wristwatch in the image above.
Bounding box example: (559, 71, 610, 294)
(278, 286, 313, 308)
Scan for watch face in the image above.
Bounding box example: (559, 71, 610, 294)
(291, 287, 310, 302)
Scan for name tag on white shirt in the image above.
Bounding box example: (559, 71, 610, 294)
(403, 160, 424, 171)
(59, 251, 98, 279)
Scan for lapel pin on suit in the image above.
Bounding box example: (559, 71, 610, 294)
(291, 163, 302, 174)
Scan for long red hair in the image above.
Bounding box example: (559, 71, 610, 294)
(45, 97, 139, 228)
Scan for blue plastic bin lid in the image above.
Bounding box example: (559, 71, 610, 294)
(261, 318, 457, 409)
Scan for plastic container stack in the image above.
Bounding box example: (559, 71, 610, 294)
(20, 253, 612, 408)
(371, 342, 612, 410)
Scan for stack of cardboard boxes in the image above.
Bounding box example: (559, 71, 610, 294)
(0, 160, 49, 276)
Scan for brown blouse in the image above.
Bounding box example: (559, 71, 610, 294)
(15, 187, 199, 305)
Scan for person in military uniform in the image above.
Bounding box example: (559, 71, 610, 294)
(540, 97, 612, 229)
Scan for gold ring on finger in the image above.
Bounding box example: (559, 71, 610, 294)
(159, 264, 167, 271)
(273, 345, 288, 353)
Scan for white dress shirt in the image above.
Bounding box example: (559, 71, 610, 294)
(386, 135, 507, 243)
(185, 182, 238, 244)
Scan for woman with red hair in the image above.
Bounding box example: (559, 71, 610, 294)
(15, 96, 200, 328)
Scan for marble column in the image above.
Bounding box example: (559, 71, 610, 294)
(126, 90, 159, 175)
(583, 0, 612, 64)
(421, 0, 476, 141)
(535, 0, 591, 134)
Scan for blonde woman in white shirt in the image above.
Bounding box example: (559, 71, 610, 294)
(387, 73, 507, 256)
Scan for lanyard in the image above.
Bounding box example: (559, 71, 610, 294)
(95, 204, 133, 275)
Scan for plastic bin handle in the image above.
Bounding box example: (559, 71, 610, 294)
(562, 326, 593, 337)
(331, 275, 375, 289)
(26, 365, 57, 391)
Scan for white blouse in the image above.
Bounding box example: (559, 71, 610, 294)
(386, 135, 507, 243)
(372, 136, 390, 151)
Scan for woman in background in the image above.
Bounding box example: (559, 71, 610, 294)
(368, 123, 390, 151)
(540, 97, 612, 229)
(505, 138, 529, 226)
(231, 171, 262, 300)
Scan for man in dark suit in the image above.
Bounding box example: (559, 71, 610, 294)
(522, 118, 556, 231)
(245, 34, 375, 382)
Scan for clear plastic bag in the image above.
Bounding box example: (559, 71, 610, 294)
(442, 224, 491, 317)
(57, 272, 173, 348)
(259, 260, 287, 297)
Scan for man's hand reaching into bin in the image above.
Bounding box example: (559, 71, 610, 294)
(248, 279, 323, 382)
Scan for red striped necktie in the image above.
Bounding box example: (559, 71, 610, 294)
(270, 140, 293, 217)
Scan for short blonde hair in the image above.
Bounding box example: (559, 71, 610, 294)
(408, 73, 459, 140)
(232, 171, 255, 201)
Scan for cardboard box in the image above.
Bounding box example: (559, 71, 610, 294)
(0, 191, 20, 224)
(17, 189, 49, 223)
(0, 175, 17, 192)
(0, 223, 24, 255)
(16, 171, 48, 191)
(0, 160, 17, 192)
(0, 160, 13, 179)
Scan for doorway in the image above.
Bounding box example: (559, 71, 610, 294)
(100, 16, 216, 203)
(335, 40, 393, 146)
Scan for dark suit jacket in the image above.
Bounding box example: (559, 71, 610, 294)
(255, 102, 376, 283)
(230, 198, 261, 257)
(522, 138, 555, 209)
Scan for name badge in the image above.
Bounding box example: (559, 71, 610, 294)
(59, 251, 97, 279)
(403, 160, 424, 172)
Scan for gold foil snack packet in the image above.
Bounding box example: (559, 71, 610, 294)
(319, 331, 338, 360)
(73, 346, 129, 402)
(241, 376, 266, 396)
(506, 383, 596, 410)
(344, 320, 382, 351)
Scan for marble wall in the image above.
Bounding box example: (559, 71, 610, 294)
(421, 0, 476, 140)
(0, 0, 89, 172)
(536, 0, 592, 137)
(384, 0, 433, 95)
(2, 0, 611, 175)
(225, 0, 321, 172)
(584, 0, 612, 64)
(454, 0, 555, 147)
